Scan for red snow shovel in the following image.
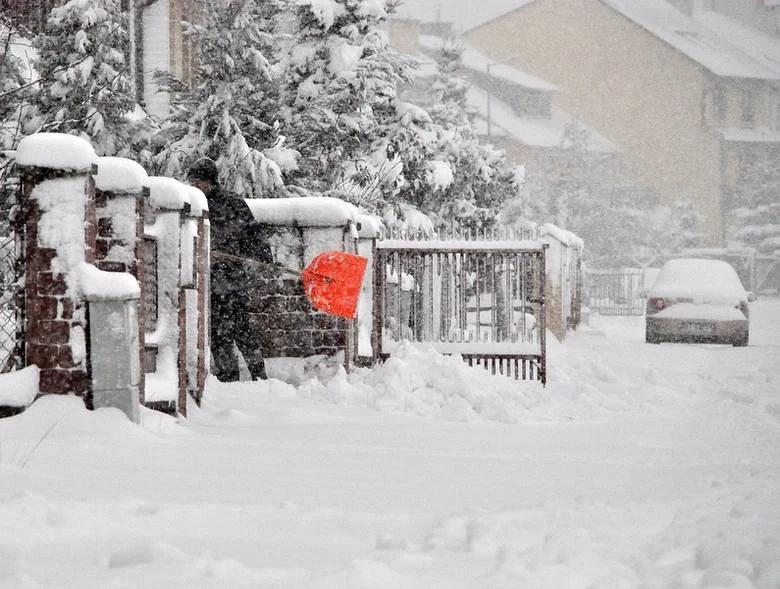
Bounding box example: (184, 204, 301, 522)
(301, 251, 368, 319)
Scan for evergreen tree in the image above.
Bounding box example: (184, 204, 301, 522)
(1, 17, 35, 231)
(728, 146, 780, 255)
(152, 0, 294, 197)
(27, 0, 136, 157)
(382, 37, 519, 231)
(279, 0, 412, 200)
(409, 38, 519, 232)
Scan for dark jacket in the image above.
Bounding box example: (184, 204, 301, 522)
(205, 186, 272, 294)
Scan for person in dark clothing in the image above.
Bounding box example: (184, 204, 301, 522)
(186, 157, 270, 382)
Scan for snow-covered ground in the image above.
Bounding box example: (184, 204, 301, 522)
(1, 299, 779, 588)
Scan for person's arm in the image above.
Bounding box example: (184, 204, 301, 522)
(238, 200, 274, 264)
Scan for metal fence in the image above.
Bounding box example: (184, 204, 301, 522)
(585, 268, 646, 316)
(1, 234, 19, 372)
(373, 232, 547, 384)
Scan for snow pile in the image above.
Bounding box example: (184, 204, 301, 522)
(15, 133, 97, 171)
(293, 342, 543, 422)
(94, 157, 148, 194)
(247, 196, 359, 227)
(0, 366, 39, 408)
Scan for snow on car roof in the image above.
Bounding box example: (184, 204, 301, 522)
(648, 258, 747, 303)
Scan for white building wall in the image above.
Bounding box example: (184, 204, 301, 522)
(143, 0, 171, 118)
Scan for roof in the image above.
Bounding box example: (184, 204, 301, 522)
(693, 9, 780, 76)
(716, 126, 780, 143)
(465, 86, 620, 153)
(406, 35, 617, 153)
(393, 0, 537, 34)
(601, 0, 780, 79)
(395, 0, 780, 80)
(418, 35, 558, 91)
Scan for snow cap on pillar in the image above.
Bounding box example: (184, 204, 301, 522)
(15, 133, 97, 172)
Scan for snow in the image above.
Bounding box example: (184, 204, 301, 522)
(246, 196, 360, 227)
(426, 160, 454, 191)
(78, 262, 140, 301)
(419, 36, 557, 91)
(648, 258, 748, 304)
(466, 86, 619, 152)
(94, 157, 148, 194)
(0, 366, 38, 408)
(185, 186, 209, 217)
(147, 177, 191, 211)
(602, 0, 780, 80)
(14, 133, 97, 171)
(31, 177, 89, 296)
(377, 238, 543, 250)
(356, 213, 383, 238)
(328, 40, 364, 75)
(305, 0, 344, 31)
(540, 222, 585, 250)
(717, 126, 780, 143)
(1, 298, 779, 587)
(693, 10, 780, 76)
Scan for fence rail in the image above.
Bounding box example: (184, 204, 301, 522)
(374, 237, 547, 384)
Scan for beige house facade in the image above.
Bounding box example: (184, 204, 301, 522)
(455, 0, 780, 246)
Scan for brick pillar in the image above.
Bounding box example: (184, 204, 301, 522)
(15, 134, 98, 398)
(94, 156, 149, 404)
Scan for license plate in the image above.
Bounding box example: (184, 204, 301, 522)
(680, 321, 715, 334)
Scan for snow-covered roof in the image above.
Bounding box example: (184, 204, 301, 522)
(246, 197, 360, 227)
(398, 0, 780, 80)
(601, 0, 780, 80)
(716, 126, 780, 143)
(394, 0, 537, 34)
(693, 9, 780, 76)
(465, 86, 620, 153)
(15, 133, 97, 172)
(418, 35, 557, 91)
(94, 157, 149, 194)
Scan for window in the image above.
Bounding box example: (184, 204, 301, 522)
(775, 94, 780, 131)
(742, 89, 755, 125)
(714, 85, 728, 122)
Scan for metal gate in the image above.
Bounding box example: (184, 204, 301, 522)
(585, 268, 646, 316)
(373, 235, 547, 384)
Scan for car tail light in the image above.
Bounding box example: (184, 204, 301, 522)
(649, 297, 665, 312)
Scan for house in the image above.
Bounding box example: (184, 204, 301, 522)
(386, 20, 634, 209)
(394, 0, 780, 247)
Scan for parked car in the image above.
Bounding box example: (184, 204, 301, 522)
(645, 258, 750, 346)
